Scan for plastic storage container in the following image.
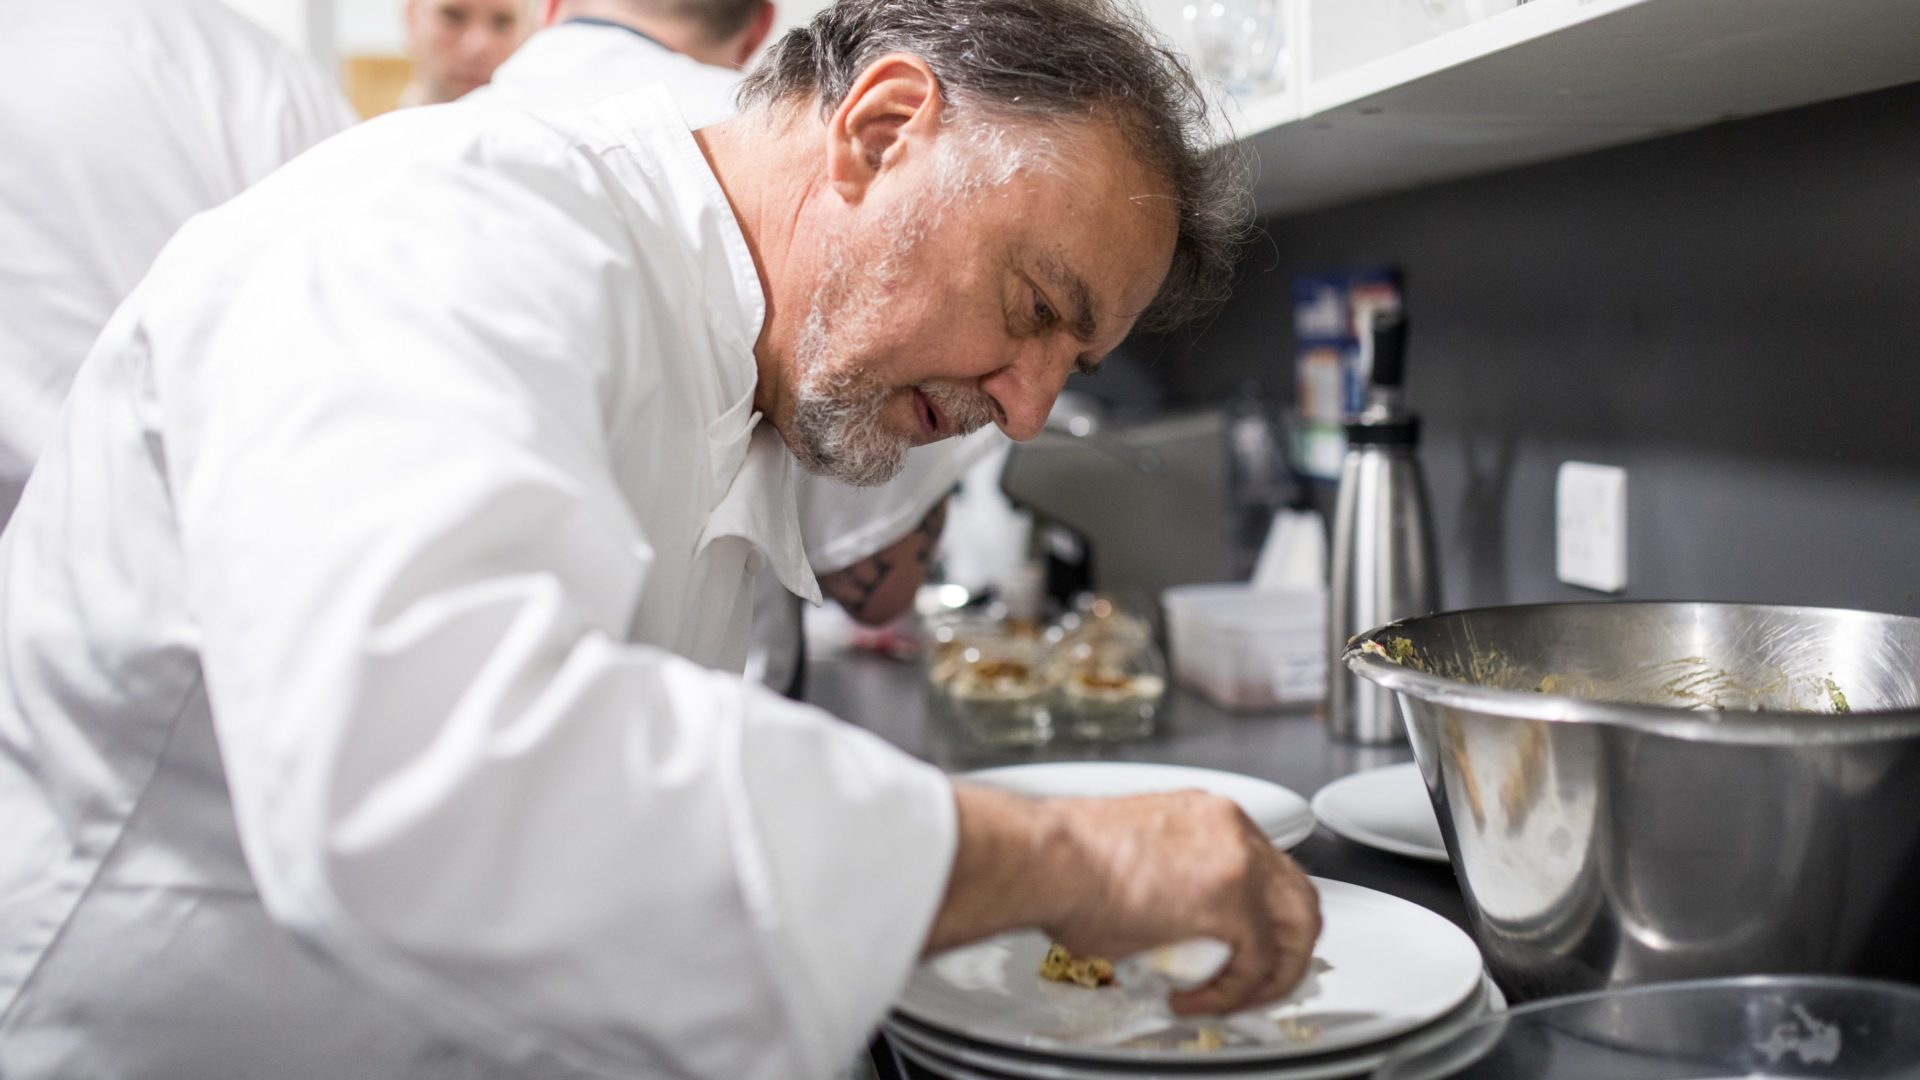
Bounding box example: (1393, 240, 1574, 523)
(1161, 584, 1326, 711)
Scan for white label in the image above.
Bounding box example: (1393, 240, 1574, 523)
(1555, 461, 1628, 593)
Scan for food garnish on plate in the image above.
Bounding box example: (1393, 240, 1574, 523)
(1039, 943, 1116, 989)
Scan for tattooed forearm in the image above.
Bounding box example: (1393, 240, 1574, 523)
(827, 554, 895, 618)
(821, 497, 949, 626)
(913, 497, 948, 570)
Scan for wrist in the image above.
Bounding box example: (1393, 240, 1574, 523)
(1024, 796, 1086, 932)
(924, 784, 1075, 954)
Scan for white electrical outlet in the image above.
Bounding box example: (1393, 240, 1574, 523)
(1556, 462, 1628, 593)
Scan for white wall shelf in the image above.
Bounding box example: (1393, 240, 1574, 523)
(1227, 0, 1920, 218)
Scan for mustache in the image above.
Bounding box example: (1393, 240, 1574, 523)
(917, 381, 997, 437)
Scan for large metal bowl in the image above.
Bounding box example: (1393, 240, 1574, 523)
(1343, 602, 1920, 1002)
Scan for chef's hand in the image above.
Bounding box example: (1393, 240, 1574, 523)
(924, 784, 1322, 1017)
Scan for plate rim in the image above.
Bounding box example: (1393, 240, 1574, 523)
(959, 761, 1316, 850)
(895, 877, 1485, 1066)
(1310, 763, 1449, 864)
(886, 974, 1504, 1080)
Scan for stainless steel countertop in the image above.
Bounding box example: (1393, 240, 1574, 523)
(807, 650, 1479, 1080)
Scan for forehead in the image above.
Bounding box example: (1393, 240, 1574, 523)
(992, 120, 1178, 333)
(433, 0, 522, 17)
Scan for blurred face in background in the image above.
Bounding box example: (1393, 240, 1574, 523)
(403, 0, 528, 104)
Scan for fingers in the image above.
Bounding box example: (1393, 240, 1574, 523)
(1166, 926, 1268, 1016)
(1037, 791, 1325, 1020)
(1168, 854, 1323, 1017)
(1244, 932, 1317, 1011)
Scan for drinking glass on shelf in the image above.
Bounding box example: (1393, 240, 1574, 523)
(1182, 0, 1289, 97)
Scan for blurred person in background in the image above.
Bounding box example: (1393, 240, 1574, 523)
(0, 0, 1318, 1077)
(0, 0, 356, 527)
(471, 0, 775, 120)
(471, 0, 1003, 696)
(398, 0, 531, 107)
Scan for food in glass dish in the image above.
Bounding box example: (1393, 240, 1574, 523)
(948, 648, 1052, 746)
(1059, 666, 1164, 735)
(1051, 627, 1166, 741)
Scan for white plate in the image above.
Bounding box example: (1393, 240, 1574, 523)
(1311, 764, 1449, 863)
(886, 976, 1504, 1080)
(895, 878, 1484, 1066)
(960, 762, 1315, 850)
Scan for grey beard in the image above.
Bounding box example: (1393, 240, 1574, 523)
(788, 374, 998, 487)
(784, 220, 914, 486)
(787, 367, 910, 487)
(782, 133, 1017, 486)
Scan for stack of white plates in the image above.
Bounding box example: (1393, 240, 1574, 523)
(885, 878, 1499, 1080)
(960, 762, 1317, 850)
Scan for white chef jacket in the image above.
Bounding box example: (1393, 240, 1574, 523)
(0, 0, 357, 526)
(0, 88, 956, 1080)
(469, 18, 747, 127)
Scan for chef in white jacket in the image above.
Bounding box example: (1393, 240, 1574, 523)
(472, 0, 1004, 694)
(0, 1, 1321, 1077)
(472, 0, 773, 123)
(0, 0, 358, 526)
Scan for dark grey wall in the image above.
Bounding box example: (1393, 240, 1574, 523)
(1101, 79, 1920, 616)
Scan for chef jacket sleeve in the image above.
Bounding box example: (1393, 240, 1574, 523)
(158, 128, 957, 1080)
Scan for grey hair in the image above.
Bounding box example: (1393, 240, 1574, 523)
(736, 0, 1252, 332)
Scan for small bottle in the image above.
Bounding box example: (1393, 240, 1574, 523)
(1326, 309, 1439, 744)
(1226, 380, 1293, 580)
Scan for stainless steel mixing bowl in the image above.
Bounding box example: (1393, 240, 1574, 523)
(1343, 602, 1920, 1002)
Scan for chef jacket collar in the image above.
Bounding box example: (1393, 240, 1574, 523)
(590, 86, 764, 417)
(698, 414, 821, 604)
(593, 89, 818, 604)
(559, 16, 670, 52)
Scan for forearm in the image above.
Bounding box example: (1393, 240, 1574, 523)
(819, 497, 947, 626)
(923, 784, 1076, 955)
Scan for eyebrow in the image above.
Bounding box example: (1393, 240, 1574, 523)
(1035, 253, 1099, 346)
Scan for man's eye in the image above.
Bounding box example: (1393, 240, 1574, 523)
(1032, 292, 1057, 326)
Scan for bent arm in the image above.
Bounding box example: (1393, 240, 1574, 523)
(164, 146, 958, 1080)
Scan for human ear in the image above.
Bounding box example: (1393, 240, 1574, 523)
(824, 53, 943, 205)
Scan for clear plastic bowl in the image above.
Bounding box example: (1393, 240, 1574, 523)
(1373, 976, 1920, 1080)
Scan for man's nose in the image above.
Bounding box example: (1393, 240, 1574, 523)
(983, 343, 1076, 442)
(462, 27, 499, 57)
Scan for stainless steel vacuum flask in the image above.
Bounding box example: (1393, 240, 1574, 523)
(1326, 309, 1438, 744)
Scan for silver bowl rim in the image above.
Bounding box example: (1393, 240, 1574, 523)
(1378, 974, 1920, 1074)
(1343, 600, 1920, 744)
